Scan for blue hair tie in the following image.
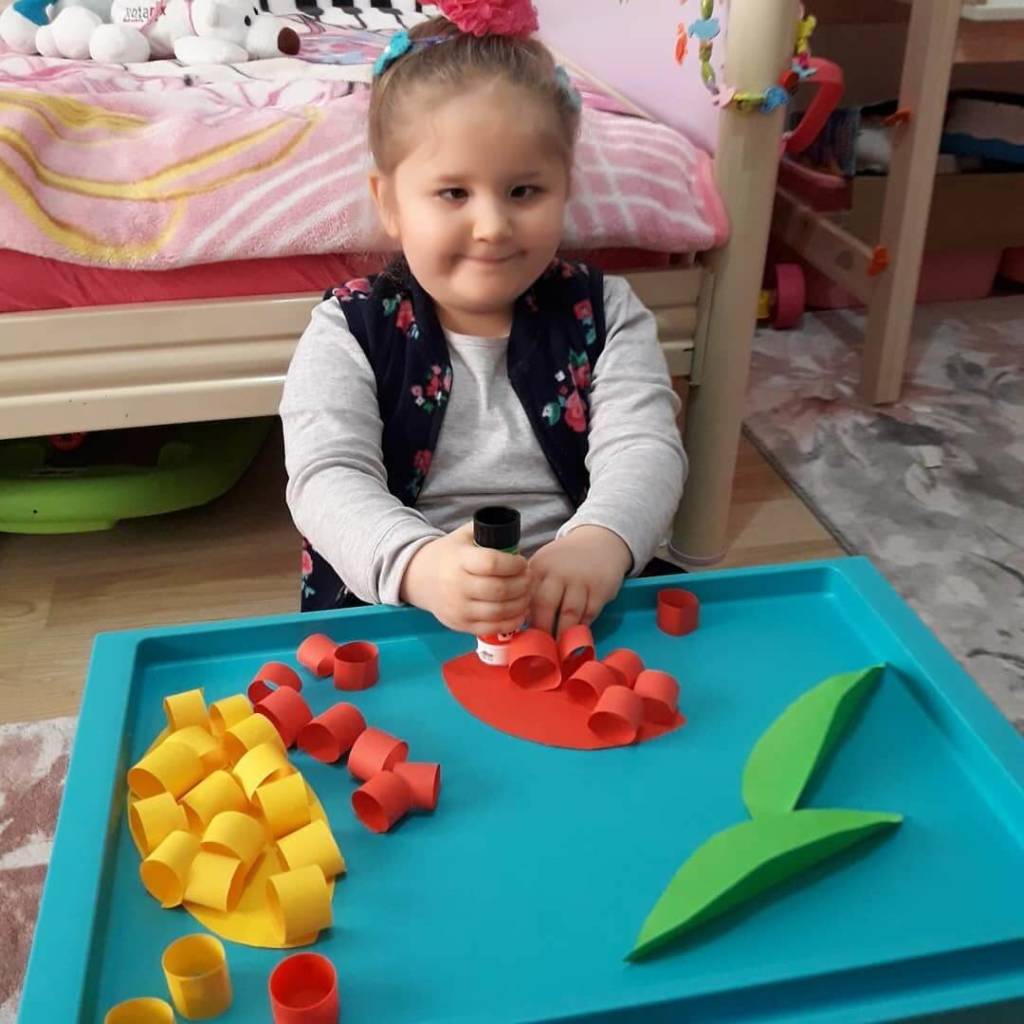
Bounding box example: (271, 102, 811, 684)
(374, 31, 413, 77)
(374, 31, 450, 78)
(555, 66, 582, 112)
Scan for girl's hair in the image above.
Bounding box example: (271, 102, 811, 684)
(369, 17, 582, 175)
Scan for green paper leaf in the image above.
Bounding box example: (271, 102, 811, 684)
(627, 808, 902, 961)
(742, 665, 884, 818)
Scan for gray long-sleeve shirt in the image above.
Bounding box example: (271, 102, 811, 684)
(281, 275, 687, 605)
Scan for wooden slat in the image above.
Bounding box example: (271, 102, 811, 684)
(653, 306, 699, 341)
(861, 0, 963, 404)
(0, 293, 318, 359)
(773, 188, 878, 304)
(661, 341, 695, 378)
(0, 267, 705, 439)
(627, 267, 703, 309)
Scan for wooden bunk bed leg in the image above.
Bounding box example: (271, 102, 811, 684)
(669, 0, 796, 566)
(860, 0, 961, 405)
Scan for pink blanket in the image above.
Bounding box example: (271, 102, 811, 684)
(0, 31, 727, 270)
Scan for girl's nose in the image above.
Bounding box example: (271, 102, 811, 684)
(472, 200, 511, 242)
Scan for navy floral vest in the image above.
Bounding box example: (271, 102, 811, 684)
(300, 259, 607, 611)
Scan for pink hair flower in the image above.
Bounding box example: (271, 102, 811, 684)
(437, 0, 539, 38)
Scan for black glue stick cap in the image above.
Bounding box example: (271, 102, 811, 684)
(473, 506, 521, 551)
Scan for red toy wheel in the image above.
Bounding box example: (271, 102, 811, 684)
(771, 263, 805, 329)
(49, 432, 86, 452)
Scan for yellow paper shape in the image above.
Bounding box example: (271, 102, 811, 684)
(267, 865, 333, 944)
(104, 997, 175, 1023)
(162, 934, 233, 1020)
(129, 792, 188, 855)
(164, 689, 209, 732)
(233, 742, 293, 801)
(210, 694, 252, 737)
(277, 820, 346, 881)
(140, 830, 201, 908)
(128, 691, 337, 949)
(184, 850, 247, 912)
(202, 811, 266, 871)
(181, 770, 248, 831)
(224, 714, 285, 765)
(172, 725, 229, 773)
(127, 740, 204, 799)
(254, 774, 312, 839)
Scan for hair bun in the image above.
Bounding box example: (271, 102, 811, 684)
(436, 0, 539, 38)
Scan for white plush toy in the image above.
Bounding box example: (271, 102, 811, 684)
(94, 0, 301, 63)
(1, 0, 111, 56)
(1, 0, 299, 64)
(172, 0, 301, 64)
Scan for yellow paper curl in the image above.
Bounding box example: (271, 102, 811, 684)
(129, 792, 189, 855)
(267, 865, 333, 944)
(140, 830, 201, 908)
(164, 689, 208, 732)
(161, 934, 233, 1020)
(224, 714, 285, 765)
(210, 695, 252, 737)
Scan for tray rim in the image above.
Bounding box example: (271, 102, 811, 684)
(19, 556, 1024, 1024)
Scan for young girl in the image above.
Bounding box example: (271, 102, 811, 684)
(280, 0, 687, 640)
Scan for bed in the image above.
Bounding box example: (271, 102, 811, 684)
(0, 0, 798, 566)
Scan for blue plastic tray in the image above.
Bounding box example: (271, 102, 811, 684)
(20, 558, 1024, 1023)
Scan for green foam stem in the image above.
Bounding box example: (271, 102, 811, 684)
(741, 665, 884, 818)
(627, 808, 903, 961)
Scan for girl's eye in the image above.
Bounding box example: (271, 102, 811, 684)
(438, 188, 468, 201)
(510, 185, 541, 200)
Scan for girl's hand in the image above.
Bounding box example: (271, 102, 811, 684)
(400, 522, 531, 636)
(527, 525, 632, 636)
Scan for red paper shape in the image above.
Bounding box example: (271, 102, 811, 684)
(297, 634, 338, 677)
(507, 629, 562, 691)
(657, 588, 700, 636)
(634, 669, 681, 725)
(333, 641, 379, 691)
(564, 661, 619, 709)
(297, 703, 367, 764)
(352, 771, 412, 833)
(602, 648, 644, 688)
(248, 662, 303, 704)
(269, 952, 339, 1024)
(443, 652, 684, 750)
(393, 762, 441, 811)
(255, 687, 313, 748)
(588, 685, 644, 745)
(558, 624, 595, 680)
(347, 727, 409, 782)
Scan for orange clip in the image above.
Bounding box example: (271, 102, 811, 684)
(868, 246, 890, 277)
(674, 27, 687, 65)
(883, 108, 911, 127)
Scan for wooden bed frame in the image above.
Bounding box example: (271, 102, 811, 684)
(0, 0, 796, 566)
(783, 0, 1024, 403)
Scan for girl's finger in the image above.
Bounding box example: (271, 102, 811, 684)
(555, 582, 589, 636)
(529, 574, 565, 636)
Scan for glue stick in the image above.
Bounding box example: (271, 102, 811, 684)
(473, 506, 523, 666)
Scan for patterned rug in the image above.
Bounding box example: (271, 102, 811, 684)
(0, 717, 75, 1024)
(745, 296, 1024, 734)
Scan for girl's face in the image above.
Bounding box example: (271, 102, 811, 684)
(370, 78, 570, 337)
